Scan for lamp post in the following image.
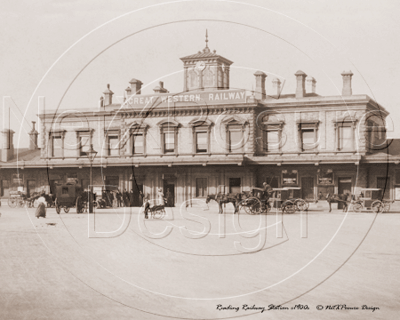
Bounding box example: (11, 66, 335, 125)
(86, 144, 97, 213)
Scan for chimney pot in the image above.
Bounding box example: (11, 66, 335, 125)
(295, 70, 307, 98)
(272, 78, 282, 97)
(153, 81, 168, 93)
(341, 70, 353, 96)
(254, 71, 267, 100)
(103, 84, 114, 105)
(28, 121, 39, 150)
(307, 77, 317, 94)
(1, 129, 15, 161)
(129, 78, 143, 95)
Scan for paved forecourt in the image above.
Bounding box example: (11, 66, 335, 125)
(0, 201, 399, 319)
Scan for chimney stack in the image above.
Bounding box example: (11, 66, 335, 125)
(153, 81, 168, 93)
(272, 78, 282, 97)
(307, 77, 317, 94)
(103, 84, 114, 105)
(295, 70, 307, 98)
(341, 71, 353, 96)
(254, 71, 267, 100)
(129, 78, 143, 95)
(1, 129, 14, 162)
(125, 86, 132, 99)
(28, 121, 39, 150)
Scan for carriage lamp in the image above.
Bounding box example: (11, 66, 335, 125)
(86, 144, 98, 214)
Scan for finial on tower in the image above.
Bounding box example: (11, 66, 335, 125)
(203, 29, 210, 53)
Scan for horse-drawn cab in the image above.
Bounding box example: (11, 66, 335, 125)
(236, 187, 270, 215)
(54, 184, 88, 214)
(284, 187, 309, 211)
(353, 188, 390, 213)
(269, 188, 298, 214)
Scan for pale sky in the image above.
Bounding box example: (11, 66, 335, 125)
(1, 0, 399, 148)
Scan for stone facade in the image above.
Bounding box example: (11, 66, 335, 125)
(0, 41, 396, 205)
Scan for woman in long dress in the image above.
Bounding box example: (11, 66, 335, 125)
(35, 194, 47, 219)
(157, 188, 165, 206)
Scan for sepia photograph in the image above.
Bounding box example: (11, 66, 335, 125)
(0, 0, 399, 319)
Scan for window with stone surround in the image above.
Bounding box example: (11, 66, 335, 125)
(128, 123, 148, 156)
(334, 118, 356, 152)
(158, 120, 180, 155)
(189, 118, 212, 154)
(260, 114, 284, 152)
(297, 121, 319, 151)
(222, 116, 247, 154)
(49, 130, 65, 158)
(76, 129, 93, 157)
(105, 130, 120, 156)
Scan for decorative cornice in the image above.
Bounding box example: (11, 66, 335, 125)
(119, 106, 254, 119)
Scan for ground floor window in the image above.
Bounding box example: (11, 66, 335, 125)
(1, 180, 9, 197)
(265, 176, 279, 188)
(229, 178, 241, 194)
(377, 177, 391, 200)
(196, 178, 207, 197)
(301, 177, 314, 200)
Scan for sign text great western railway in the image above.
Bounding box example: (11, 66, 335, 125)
(121, 89, 247, 107)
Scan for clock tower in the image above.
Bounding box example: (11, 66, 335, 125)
(180, 30, 233, 92)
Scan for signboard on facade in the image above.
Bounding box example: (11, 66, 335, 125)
(282, 170, 298, 186)
(66, 178, 79, 185)
(317, 169, 334, 185)
(12, 174, 23, 185)
(123, 89, 247, 108)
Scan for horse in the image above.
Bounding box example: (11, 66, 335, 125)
(206, 193, 241, 214)
(326, 193, 351, 212)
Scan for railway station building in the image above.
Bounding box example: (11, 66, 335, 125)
(0, 40, 398, 206)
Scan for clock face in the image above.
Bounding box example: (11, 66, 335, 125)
(195, 61, 206, 71)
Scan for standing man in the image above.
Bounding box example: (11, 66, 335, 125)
(262, 182, 273, 210)
(123, 189, 129, 207)
(129, 189, 135, 207)
(117, 189, 122, 207)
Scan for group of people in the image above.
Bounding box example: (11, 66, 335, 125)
(101, 189, 146, 208)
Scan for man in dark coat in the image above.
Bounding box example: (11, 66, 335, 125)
(116, 190, 122, 207)
(123, 189, 129, 207)
(129, 189, 135, 207)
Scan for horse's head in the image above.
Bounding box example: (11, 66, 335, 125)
(326, 193, 331, 200)
(205, 195, 211, 204)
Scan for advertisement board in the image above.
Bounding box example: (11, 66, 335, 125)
(317, 169, 334, 185)
(282, 170, 298, 186)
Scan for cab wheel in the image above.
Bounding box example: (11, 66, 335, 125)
(352, 202, 362, 213)
(372, 201, 384, 213)
(283, 201, 296, 214)
(55, 199, 61, 214)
